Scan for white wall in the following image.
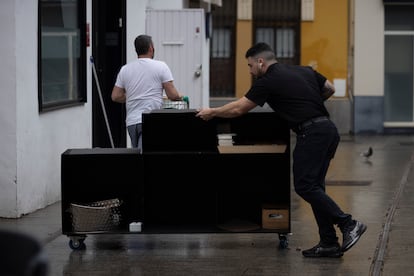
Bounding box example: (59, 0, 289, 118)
(354, 0, 384, 96)
(0, 0, 18, 217)
(126, 1, 147, 63)
(0, 1, 93, 217)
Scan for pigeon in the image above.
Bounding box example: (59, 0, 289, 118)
(360, 147, 373, 158)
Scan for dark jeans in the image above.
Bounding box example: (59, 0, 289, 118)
(293, 119, 352, 245)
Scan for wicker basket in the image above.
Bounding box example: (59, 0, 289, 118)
(69, 198, 122, 232)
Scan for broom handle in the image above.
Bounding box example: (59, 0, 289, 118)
(90, 56, 115, 148)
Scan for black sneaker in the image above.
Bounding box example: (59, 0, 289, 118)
(302, 243, 343, 258)
(341, 220, 367, 252)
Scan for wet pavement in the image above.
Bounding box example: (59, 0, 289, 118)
(1, 134, 414, 275)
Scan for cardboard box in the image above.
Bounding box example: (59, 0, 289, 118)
(262, 205, 289, 230)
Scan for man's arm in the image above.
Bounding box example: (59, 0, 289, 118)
(163, 81, 183, 101)
(321, 80, 335, 101)
(196, 96, 257, 121)
(111, 86, 126, 103)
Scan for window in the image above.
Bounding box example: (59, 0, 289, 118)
(253, 0, 301, 65)
(385, 4, 414, 31)
(211, 28, 231, 58)
(209, 0, 237, 97)
(384, 4, 414, 122)
(38, 0, 86, 112)
(256, 27, 295, 58)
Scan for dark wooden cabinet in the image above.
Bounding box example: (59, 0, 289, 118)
(61, 148, 144, 234)
(61, 110, 291, 249)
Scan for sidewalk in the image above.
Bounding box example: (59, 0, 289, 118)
(1, 134, 414, 275)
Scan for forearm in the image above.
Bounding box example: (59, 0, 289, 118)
(168, 90, 183, 101)
(196, 97, 255, 121)
(163, 81, 183, 101)
(212, 101, 245, 118)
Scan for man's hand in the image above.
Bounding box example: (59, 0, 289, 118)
(321, 80, 335, 101)
(196, 108, 215, 121)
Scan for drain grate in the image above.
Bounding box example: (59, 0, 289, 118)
(399, 141, 414, 146)
(326, 180, 372, 186)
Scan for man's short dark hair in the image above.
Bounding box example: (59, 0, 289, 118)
(134, 35, 153, 55)
(245, 42, 275, 60)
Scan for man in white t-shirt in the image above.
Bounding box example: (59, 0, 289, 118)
(112, 34, 183, 151)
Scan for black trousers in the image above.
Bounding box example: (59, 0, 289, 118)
(293, 119, 352, 245)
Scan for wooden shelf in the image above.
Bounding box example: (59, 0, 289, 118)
(217, 144, 287, 154)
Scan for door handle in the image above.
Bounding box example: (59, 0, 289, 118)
(194, 64, 202, 78)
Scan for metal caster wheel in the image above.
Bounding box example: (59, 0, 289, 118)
(278, 234, 289, 249)
(69, 236, 86, 250)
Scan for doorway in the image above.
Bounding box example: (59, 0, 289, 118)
(92, 0, 126, 148)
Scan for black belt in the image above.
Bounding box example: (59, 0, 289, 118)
(293, 116, 329, 132)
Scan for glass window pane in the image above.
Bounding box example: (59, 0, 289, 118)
(385, 5, 414, 31)
(42, 31, 79, 104)
(256, 28, 275, 47)
(39, 0, 84, 109)
(255, 28, 295, 58)
(211, 28, 231, 58)
(384, 35, 414, 121)
(276, 28, 295, 58)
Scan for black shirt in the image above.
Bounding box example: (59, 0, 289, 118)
(245, 63, 329, 129)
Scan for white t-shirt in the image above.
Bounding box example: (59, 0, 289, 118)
(114, 58, 174, 126)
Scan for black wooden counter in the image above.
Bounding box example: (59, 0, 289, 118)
(61, 109, 291, 249)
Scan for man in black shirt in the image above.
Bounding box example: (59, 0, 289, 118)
(196, 42, 366, 258)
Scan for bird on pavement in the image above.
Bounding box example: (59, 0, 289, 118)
(360, 146, 373, 158)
